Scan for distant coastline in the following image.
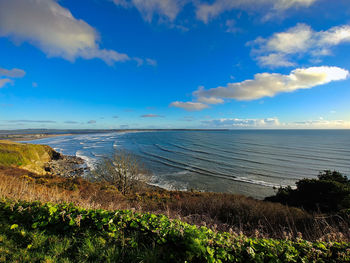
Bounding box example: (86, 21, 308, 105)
(0, 129, 230, 142)
(0, 133, 73, 142)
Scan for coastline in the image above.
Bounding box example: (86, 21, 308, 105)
(1, 139, 349, 245)
(3, 129, 350, 200)
(0, 133, 73, 142)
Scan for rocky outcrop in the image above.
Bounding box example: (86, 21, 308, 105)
(44, 155, 89, 178)
(0, 140, 89, 178)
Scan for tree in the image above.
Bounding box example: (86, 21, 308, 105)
(94, 150, 149, 195)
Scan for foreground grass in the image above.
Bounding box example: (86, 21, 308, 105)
(1, 199, 350, 263)
(1, 165, 349, 242)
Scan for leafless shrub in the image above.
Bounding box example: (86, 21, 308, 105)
(93, 150, 150, 195)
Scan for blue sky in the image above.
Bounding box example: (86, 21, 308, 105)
(0, 0, 349, 129)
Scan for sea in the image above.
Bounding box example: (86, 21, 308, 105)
(27, 130, 350, 199)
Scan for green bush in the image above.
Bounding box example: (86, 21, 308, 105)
(265, 170, 350, 213)
(1, 199, 349, 262)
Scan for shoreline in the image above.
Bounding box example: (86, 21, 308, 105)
(16, 131, 284, 198)
(0, 133, 74, 142)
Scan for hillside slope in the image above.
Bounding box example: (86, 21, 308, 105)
(0, 140, 60, 175)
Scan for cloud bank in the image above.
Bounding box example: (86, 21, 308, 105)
(171, 66, 349, 110)
(202, 117, 280, 128)
(250, 23, 350, 67)
(202, 117, 350, 129)
(0, 0, 130, 65)
(194, 66, 348, 101)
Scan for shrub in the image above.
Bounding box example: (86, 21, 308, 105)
(265, 170, 350, 213)
(93, 150, 150, 195)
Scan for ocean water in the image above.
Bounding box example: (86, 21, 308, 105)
(28, 130, 350, 199)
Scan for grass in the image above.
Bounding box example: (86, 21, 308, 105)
(1, 199, 349, 263)
(1, 165, 349, 242)
(1, 140, 350, 261)
(0, 140, 59, 174)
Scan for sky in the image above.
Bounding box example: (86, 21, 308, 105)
(0, 0, 350, 129)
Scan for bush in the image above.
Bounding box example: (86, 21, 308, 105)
(93, 150, 150, 195)
(265, 170, 350, 213)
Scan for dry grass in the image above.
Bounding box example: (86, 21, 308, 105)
(0, 166, 349, 242)
(0, 166, 127, 210)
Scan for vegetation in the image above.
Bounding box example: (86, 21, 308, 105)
(93, 150, 149, 195)
(1, 199, 350, 263)
(0, 140, 59, 175)
(1, 165, 349, 242)
(265, 170, 350, 213)
(1, 141, 350, 262)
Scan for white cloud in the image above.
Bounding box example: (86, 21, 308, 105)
(202, 117, 350, 129)
(146, 58, 158, 66)
(195, 0, 319, 23)
(0, 67, 26, 88)
(0, 0, 130, 64)
(141, 114, 163, 117)
(113, 0, 185, 22)
(202, 117, 280, 128)
(113, 0, 131, 8)
(0, 78, 12, 88)
(113, 0, 319, 25)
(0, 68, 26, 78)
(170, 101, 209, 111)
(291, 119, 350, 129)
(225, 19, 241, 34)
(256, 53, 296, 68)
(250, 23, 350, 67)
(193, 66, 349, 101)
(7, 120, 56, 123)
(195, 86, 224, 104)
(197, 96, 224, 104)
(273, 0, 317, 10)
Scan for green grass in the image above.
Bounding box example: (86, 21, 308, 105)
(1, 199, 349, 263)
(0, 141, 58, 174)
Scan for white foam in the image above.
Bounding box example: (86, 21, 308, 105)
(235, 176, 290, 188)
(76, 150, 96, 169)
(149, 174, 189, 191)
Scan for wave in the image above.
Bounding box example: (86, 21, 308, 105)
(75, 150, 96, 169)
(164, 142, 317, 175)
(230, 139, 350, 159)
(28, 130, 350, 198)
(153, 143, 302, 180)
(192, 140, 350, 168)
(146, 154, 285, 188)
